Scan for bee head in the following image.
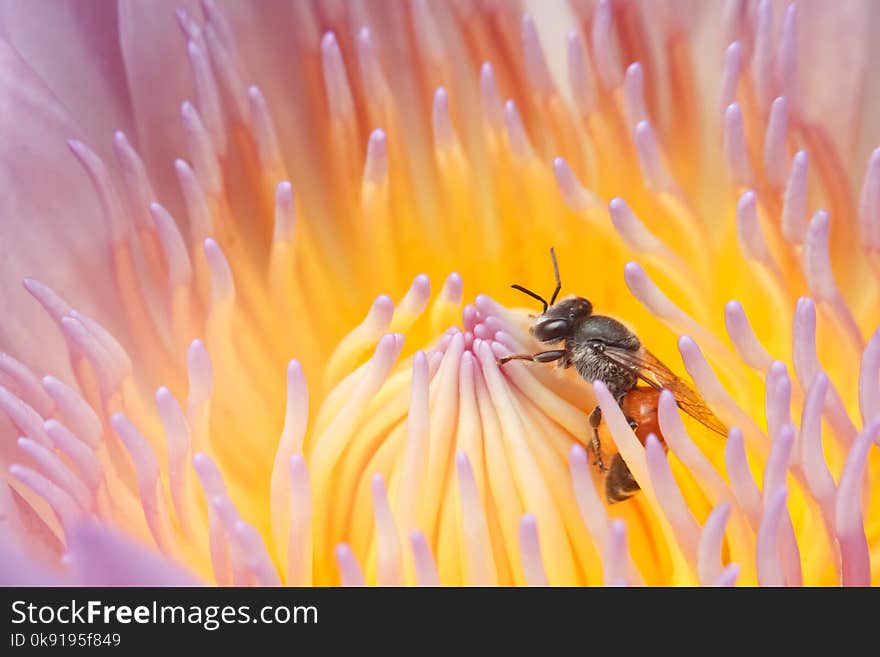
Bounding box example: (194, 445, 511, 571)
(510, 247, 592, 343)
(531, 296, 593, 343)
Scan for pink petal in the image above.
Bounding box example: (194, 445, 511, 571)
(645, 434, 701, 566)
(835, 419, 880, 586)
(756, 487, 788, 587)
(518, 514, 549, 587)
(0, 0, 134, 155)
(117, 0, 201, 216)
(713, 564, 740, 587)
(784, 0, 880, 167)
(0, 40, 120, 383)
(0, 534, 61, 585)
(335, 543, 366, 587)
(409, 531, 440, 586)
(697, 503, 731, 586)
(603, 519, 630, 587)
(68, 521, 203, 586)
(1, 480, 64, 566)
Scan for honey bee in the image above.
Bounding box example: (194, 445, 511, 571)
(499, 248, 727, 503)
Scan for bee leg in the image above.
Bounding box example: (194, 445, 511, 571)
(498, 350, 565, 365)
(588, 406, 607, 471)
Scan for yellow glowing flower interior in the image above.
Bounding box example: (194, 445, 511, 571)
(6, 1, 880, 588)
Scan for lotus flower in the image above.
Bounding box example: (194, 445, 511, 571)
(0, 0, 878, 587)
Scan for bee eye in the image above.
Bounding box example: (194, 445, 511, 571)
(533, 318, 570, 342)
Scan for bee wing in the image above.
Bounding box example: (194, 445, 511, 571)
(601, 346, 728, 437)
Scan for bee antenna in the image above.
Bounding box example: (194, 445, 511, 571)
(510, 284, 548, 313)
(550, 247, 562, 305)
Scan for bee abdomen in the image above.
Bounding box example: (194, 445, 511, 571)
(620, 388, 663, 447)
(605, 454, 641, 504)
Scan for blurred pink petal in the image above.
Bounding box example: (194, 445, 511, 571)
(69, 521, 203, 586)
(0, 39, 120, 382)
(117, 0, 201, 216)
(0, 0, 134, 156)
(786, 0, 880, 166)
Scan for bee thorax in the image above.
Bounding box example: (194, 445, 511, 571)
(569, 340, 638, 398)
